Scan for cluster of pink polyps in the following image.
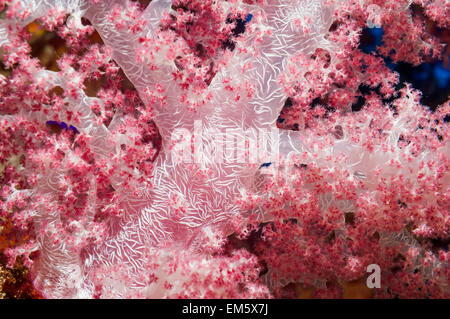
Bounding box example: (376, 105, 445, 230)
(0, 0, 448, 298)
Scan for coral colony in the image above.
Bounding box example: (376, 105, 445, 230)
(0, 0, 448, 299)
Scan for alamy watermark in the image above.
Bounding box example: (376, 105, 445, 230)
(366, 264, 381, 288)
(170, 120, 294, 165)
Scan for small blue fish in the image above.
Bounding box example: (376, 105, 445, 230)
(46, 120, 79, 134)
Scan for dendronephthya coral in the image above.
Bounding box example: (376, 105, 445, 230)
(0, 0, 448, 298)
